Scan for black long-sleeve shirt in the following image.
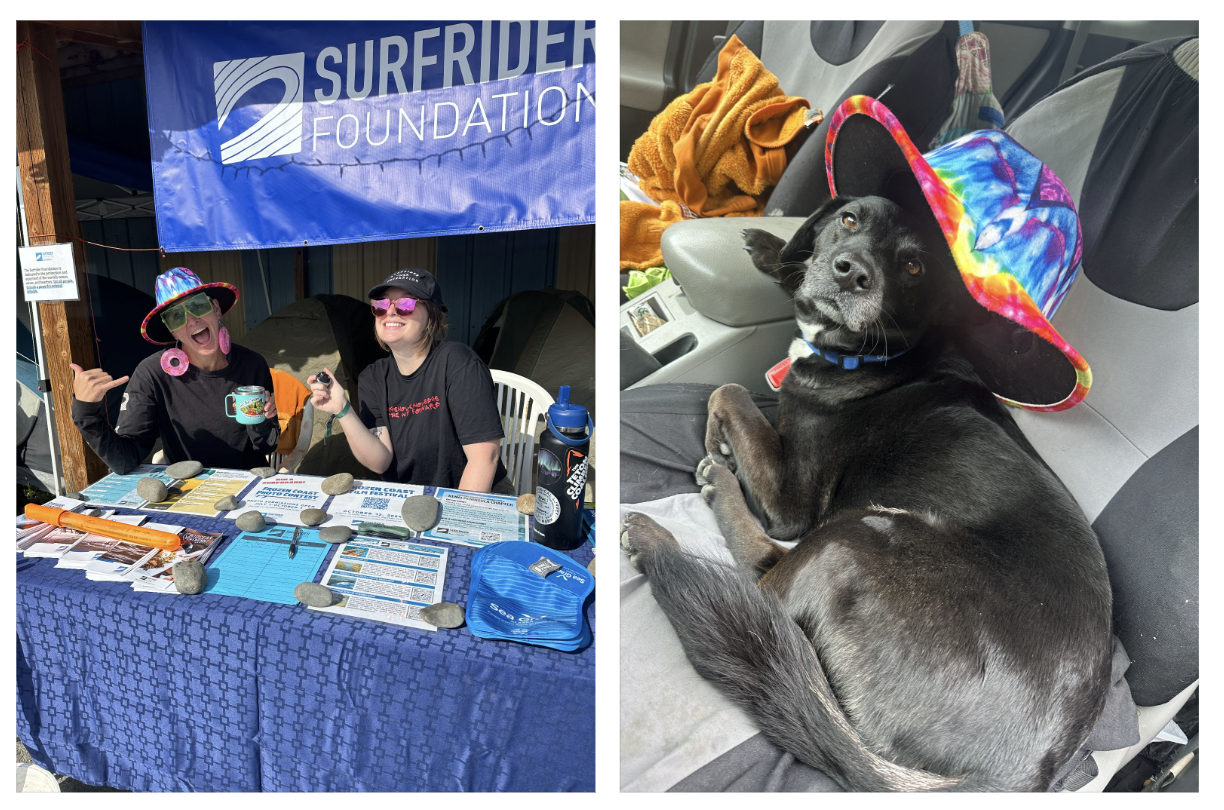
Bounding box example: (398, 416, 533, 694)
(71, 344, 281, 474)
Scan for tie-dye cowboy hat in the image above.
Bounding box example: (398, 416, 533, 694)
(141, 267, 239, 345)
(825, 95, 1091, 411)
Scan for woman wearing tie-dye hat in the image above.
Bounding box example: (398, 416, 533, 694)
(70, 266, 280, 474)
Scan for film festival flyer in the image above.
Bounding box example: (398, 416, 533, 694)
(223, 474, 329, 526)
(321, 481, 426, 531)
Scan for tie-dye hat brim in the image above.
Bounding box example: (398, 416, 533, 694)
(825, 95, 1091, 412)
(141, 266, 239, 345)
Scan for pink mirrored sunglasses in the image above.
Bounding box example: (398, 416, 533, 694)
(370, 297, 418, 318)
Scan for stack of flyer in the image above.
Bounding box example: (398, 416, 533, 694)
(16, 498, 224, 594)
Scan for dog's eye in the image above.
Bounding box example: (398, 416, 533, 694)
(841, 213, 858, 230)
(905, 260, 924, 276)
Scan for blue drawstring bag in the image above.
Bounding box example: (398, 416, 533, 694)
(466, 542, 594, 652)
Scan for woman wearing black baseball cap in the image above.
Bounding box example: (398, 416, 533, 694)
(308, 268, 510, 491)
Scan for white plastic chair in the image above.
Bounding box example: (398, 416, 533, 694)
(490, 369, 554, 496)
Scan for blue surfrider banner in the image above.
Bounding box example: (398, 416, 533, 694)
(143, 21, 596, 251)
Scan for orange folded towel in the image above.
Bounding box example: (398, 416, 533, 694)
(628, 35, 810, 218)
(620, 200, 685, 270)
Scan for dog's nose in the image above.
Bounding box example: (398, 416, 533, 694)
(832, 255, 874, 292)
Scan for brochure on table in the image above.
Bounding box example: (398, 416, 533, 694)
(143, 468, 256, 517)
(79, 466, 255, 517)
(78, 465, 176, 508)
(311, 535, 448, 630)
(224, 474, 329, 526)
(80, 521, 179, 579)
(320, 481, 425, 530)
(16, 495, 87, 551)
(420, 488, 529, 548)
(53, 515, 150, 568)
(127, 527, 226, 592)
(16, 505, 225, 593)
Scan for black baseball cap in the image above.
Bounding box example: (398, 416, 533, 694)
(367, 268, 446, 308)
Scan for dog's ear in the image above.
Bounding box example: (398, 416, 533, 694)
(780, 196, 852, 266)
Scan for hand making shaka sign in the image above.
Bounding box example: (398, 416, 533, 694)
(69, 363, 130, 403)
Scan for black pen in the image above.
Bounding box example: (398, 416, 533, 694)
(288, 526, 300, 559)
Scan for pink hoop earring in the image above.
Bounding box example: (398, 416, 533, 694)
(218, 326, 231, 354)
(161, 346, 190, 377)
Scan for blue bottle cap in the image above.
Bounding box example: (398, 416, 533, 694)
(548, 385, 588, 429)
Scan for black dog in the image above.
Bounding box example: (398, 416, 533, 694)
(620, 196, 1112, 791)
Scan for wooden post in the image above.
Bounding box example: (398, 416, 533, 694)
(17, 21, 108, 491)
(294, 246, 306, 301)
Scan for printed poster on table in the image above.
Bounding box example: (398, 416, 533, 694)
(224, 474, 328, 525)
(321, 481, 425, 531)
(419, 488, 527, 548)
(143, 468, 256, 517)
(310, 536, 448, 630)
(78, 466, 176, 508)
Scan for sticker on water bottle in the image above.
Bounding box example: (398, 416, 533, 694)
(534, 487, 560, 525)
(537, 448, 562, 485)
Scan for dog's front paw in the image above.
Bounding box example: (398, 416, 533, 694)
(620, 512, 679, 571)
(741, 228, 786, 271)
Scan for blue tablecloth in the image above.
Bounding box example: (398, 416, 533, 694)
(16, 489, 595, 792)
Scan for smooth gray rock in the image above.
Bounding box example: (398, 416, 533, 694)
(401, 495, 441, 532)
(66, 491, 85, 501)
(299, 508, 328, 526)
(249, 466, 277, 479)
(420, 601, 466, 629)
(322, 473, 355, 496)
(136, 477, 168, 502)
(319, 526, 352, 544)
(214, 494, 240, 512)
(294, 582, 335, 607)
(173, 560, 207, 594)
(235, 510, 266, 532)
(165, 460, 204, 479)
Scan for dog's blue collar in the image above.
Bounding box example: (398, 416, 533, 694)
(802, 339, 911, 370)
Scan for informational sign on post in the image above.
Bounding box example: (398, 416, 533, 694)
(18, 243, 80, 302)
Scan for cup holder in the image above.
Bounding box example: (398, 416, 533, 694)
(652, 333, 698, 365)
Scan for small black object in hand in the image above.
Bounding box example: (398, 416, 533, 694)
(315, 370, 332, 387)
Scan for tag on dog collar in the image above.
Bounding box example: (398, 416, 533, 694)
(528, 557, 563, 578)
(766, 357, 792, 392)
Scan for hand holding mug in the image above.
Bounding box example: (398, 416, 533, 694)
(69, 363, 130, 403)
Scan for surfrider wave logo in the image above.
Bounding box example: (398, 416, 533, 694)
(213, 53, 305, 164)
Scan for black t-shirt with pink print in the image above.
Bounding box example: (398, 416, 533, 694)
(356, 341, 506, 488)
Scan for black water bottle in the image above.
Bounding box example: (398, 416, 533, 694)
(533, 386, 592, 550)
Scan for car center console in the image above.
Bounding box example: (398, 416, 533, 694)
(619, 216, 805, 392)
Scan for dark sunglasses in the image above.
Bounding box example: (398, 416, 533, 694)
(371, 297, 418, 318)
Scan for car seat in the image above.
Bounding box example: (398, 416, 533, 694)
(696, 21, 962, 217)
(619, 35, 1198, 792)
